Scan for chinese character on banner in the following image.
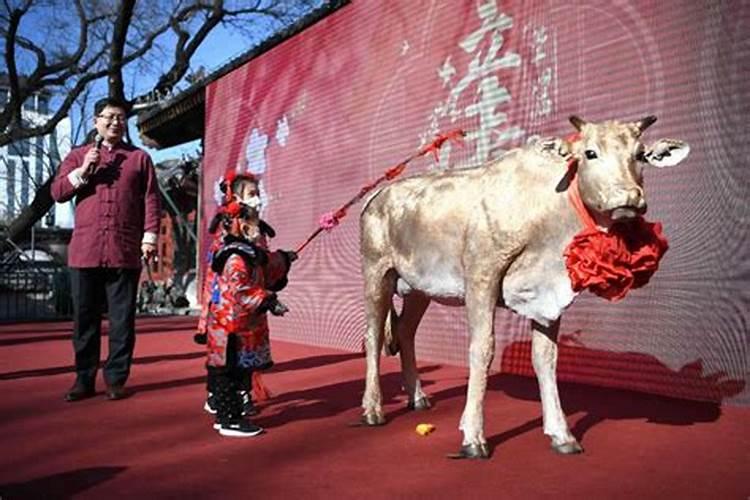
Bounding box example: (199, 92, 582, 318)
(527, 24, 556, 127)
(421, 0, 524, 168)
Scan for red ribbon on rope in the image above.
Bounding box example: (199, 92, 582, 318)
(418, 129, 466, 162)
(295, 130, 465, 254)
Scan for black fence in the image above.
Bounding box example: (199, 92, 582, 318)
(0, 262, 73, 321)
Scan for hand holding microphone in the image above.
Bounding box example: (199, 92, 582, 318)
(80, 134, 103, 179)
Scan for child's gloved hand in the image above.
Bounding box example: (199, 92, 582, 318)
(262, 293, 289, 316)
(269, 298, 289, 316)
(282, 250, 298, 263)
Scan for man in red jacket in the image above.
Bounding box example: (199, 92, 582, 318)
(51, 97, 161, 402)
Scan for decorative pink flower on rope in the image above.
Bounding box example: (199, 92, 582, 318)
(319, 208, 348, 231)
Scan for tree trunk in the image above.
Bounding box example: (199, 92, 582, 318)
(2, 177, 55, 251)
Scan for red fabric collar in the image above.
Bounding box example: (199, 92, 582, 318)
(565, 157, 596, 230)
(562, 142, 668, 301)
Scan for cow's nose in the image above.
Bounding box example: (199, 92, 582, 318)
(627, 187, 647, 212)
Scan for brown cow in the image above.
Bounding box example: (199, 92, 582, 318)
(359, 116, 690, 458)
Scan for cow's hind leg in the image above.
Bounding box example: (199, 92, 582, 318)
(397, 292, 431, 410)
(531, 320, 583, 454)
(361, 267, 396, 426)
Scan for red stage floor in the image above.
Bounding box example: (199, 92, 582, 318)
(0, 317, 747, 499)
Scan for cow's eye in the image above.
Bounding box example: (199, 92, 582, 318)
(584, 149, 598, 160)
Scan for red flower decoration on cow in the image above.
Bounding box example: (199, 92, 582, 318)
(561, 141, 669, 302)
(564, 219, 668, 301)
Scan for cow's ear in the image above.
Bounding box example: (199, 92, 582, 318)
(636, 115, 658, 134)
(644, 139, 690, 168)
(554, 168, 575, 192)
(569, 115, 586, 131)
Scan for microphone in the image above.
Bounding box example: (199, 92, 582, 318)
(86, 134, 104, 176)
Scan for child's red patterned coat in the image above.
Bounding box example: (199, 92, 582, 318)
(206, 253, 274, 369)
(198, 230, 285, 336)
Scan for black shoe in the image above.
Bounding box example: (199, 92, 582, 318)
(239, 390, 258, 416)
(204, 393, 217, 414)
(105, 384, 128, 401)
(217, 419, 264, 437)
(64, 383, 95, 402)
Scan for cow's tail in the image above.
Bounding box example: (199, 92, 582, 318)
(383, 302, 400, 356)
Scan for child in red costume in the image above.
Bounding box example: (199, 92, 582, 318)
(205, 200, 292, 436)
(197, 172, 296, 422)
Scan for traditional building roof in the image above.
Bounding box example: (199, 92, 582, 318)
(136, 0, 349, 149)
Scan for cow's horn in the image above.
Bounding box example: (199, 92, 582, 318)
(569, 115, 587, 131)
(636, 115, 657, 132)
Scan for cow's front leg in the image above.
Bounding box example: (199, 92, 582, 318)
(458, 284, 498, 459)
(531, 319, 583, 454)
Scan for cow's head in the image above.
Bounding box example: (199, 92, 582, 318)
(568, 115, 690, 222)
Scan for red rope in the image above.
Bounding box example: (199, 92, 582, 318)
(295, 130, 465, 254)
(562, 133, 596, 230)
(565, 158, 597, 230)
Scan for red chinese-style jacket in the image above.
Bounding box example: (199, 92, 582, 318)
(204, 237, 291, 369)
(50, 142, 160, 269)
(197, 221, 290, 334)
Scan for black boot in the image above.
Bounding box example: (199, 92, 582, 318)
(208, 367, 263, 437)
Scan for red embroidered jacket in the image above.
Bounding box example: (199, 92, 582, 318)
(204, 237, 292, 369)
(197, 228, 291, 335)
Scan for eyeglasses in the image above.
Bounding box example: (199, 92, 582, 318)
(97, 113, 126, 123)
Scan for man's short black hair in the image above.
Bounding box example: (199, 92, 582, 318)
(94, 97, 129, 116)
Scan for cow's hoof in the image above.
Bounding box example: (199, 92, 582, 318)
(551, 440, 584, 455)
(384, 341, 400, 356)
(361, 413, 386, 426)
(407, 397, 432, 411)
(448, 443, 489, 459)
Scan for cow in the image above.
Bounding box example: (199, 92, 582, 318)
(358, 115, 690, 458)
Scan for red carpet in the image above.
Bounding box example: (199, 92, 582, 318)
(0, 317, 747, 499)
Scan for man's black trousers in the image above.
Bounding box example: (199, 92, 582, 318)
(70, 267, 140, 388)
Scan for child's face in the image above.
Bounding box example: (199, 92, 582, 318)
(234, 180, 262, 210)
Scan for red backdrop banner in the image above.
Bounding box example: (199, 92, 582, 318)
(203, 0, 749, 404)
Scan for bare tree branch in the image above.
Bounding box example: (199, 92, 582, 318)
(2, 0, 324, 146)
(36, 1, 89, 77)
(13, 34, 46, 73)
(108, 0, 136, 102)
(1, 1, 33, 134)
(1, 0, 330, 249)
